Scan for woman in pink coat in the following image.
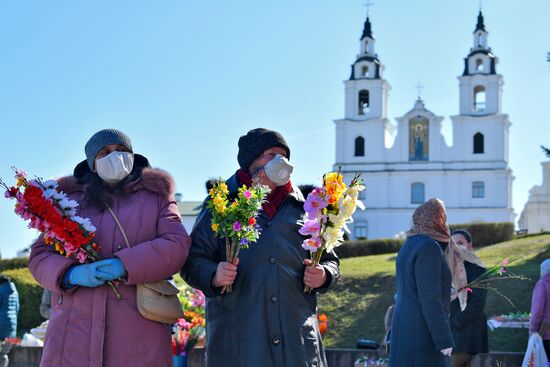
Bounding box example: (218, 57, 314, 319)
(530, 258, 550, 357)
(29, 129, 191, 367)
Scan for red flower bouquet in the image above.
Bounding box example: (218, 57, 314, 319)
(1, 167, 120, 298)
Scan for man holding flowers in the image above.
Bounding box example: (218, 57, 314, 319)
(182, 128, 340, 366)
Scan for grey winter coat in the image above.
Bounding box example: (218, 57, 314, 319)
(181, 174, 340, 367)
(389, 234, 454, 367)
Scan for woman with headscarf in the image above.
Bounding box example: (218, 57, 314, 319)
(530, 258, 550, 357)
(389, 198, 454, 367)
(449, 229, 488, 367)
(29, 129, 191, 367)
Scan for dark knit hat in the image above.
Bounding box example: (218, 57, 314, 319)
(85, 129, 133, 169)
(237, 128, 290, 171)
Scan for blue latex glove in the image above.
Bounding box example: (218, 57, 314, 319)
(65, 263, 109, 288)
(95, 258, 126, 281)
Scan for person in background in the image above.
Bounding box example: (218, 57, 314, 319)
(449, 229, 488, 367)
(39, 288, 52, 320)
(389, 198, 454, 367)
(0, 275, 19, 339)
(182, 128, 340, 367)
(530, 258, 550, 357)
(382, 298, 395, 354)
(29, 128, 191, 367)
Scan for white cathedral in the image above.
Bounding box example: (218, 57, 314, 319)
(334, 11, 515, 240)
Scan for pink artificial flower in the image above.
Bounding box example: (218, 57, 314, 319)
(190, 290, 206, 307)
(14, 169, 27, 180)
(299, 219, 321, 237)
(177, 318, 191, 329)
(501, 259, 509, 266)
(301, 237, 322, 252)
(233, 221, 241, 231)
(243, 190, 252, 199)
(304, 190, 328, 219)
(466, 287, 473, 293)
(76, 251, 87, 263)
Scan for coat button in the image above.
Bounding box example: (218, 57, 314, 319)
(272, 337, 281, 345)
(57, 295, 63, 305)
(266, 221, 272, 227)
(117, 245, 122, 250)
(271, 296, 278, 303)
(269, 257, 276, 264)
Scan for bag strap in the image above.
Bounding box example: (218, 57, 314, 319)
(105, 205, 131, 249)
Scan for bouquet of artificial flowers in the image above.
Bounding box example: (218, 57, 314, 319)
(207, 178, 270, 293)
(173, 284, 206, 357)
(299, 171, 365, 292)
(1, 167, 120, 298)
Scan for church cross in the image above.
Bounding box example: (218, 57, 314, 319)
(363, 0, 374, 17)
(415, 82, 425, 99)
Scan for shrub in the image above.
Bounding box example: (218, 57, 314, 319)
(337, 239, 404, 259)
(0, 257, 29, 272)
(449, 222, 515, 248)
(1, 268, 44, 336)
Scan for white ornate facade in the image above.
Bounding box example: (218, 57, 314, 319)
(334, 12, 514, 240)
(518, 161, 550, 233)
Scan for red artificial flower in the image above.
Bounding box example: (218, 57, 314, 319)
(248, 217, 256, 225)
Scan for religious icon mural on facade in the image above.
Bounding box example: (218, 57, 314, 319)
(409, 116, 429, 161)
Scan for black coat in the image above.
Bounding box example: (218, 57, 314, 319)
(389, 234, 454, 367)
(450, 261, 489, 354)
(181, 174, 340, 367)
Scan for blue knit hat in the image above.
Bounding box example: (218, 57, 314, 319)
(85, 129, 133, 170)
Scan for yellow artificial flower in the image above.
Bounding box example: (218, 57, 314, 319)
(209, 188, 216, 198)
(16, 178, 23, 187)
(213, 195, 225, 206)
(211, 223, 219, 232)
(215, 204, 225, 214)
(220, 182, 229, 194)
(325, 172, 347, 205)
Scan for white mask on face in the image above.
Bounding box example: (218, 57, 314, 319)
(264, 154, 293, 186)
(95, 151, 134, 184)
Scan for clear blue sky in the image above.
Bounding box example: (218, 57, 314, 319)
(1, 1, 549, 258)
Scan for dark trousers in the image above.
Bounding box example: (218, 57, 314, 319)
(545, 340, 550, 360)
(451, 352, 473, 367)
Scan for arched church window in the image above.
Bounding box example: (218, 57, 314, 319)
(476, 59, 484, 72)
(354, 221, 368, 239)
(409, 116, 429, 161)
(361, 65, 369, 77)
(354, 136, 365, 157)
(472, 181, 485, 198)
(474, 86, 486, 112)
(473, 132, 484, 154)
(411, 182, 425, 204)
(358, 90, 370, 115)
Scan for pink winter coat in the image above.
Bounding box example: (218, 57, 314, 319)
(29, 168, 191, 367)
(530, 273, 550, 340)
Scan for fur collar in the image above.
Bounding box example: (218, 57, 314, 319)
(56, 168, 176, 197)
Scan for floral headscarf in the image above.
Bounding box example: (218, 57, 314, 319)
(406, 198, 450, 242)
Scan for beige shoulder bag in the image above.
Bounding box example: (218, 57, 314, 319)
(105, 206, 184, 324)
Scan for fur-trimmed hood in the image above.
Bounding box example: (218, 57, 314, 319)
(56, 168, 177, 197)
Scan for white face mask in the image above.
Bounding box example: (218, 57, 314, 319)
(264, 154, 293, 186)
(95, 151, 134, 184)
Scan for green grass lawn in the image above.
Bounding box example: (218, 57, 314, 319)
(319, 234, 550, 352)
